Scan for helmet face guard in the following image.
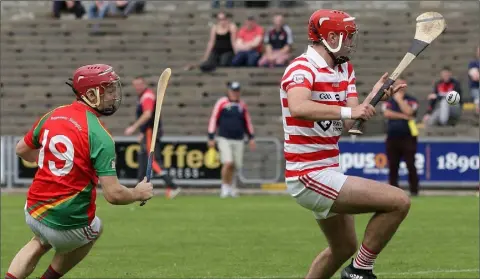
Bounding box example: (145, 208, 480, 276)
(328, 28, 359, 65)
(97, 80, 122, 116)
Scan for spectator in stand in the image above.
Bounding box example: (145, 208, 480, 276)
(212, 0, 233, 8)
(244, 1, 269, 8)
(468, 46, 479, 114)
(109, 1, 142, 18)
(88, 1, 111, 19)
(258, 13, 293, 67)
(52, 0, 85, 19)
(199, 12, 237, 72)
(423, 66, 462, 127)
(231, 16, 264, 67)
(88, 0, 141, 19)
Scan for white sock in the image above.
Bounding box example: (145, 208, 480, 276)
(353, 243, 378, 270)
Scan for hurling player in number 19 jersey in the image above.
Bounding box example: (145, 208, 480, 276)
(5, 64, 154, 279)
(280, 10, 411, 279)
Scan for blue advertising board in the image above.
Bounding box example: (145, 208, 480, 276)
(338, 137, 479, 187)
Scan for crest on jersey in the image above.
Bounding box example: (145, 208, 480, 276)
(318, 120, 332, 131)
(111, 159, 116, 169)
(292, 74, 305, 84)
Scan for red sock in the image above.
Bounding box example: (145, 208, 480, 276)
(5, 272, 17, 279)
(353, 243, 378, 270)
(40, 265, 63, 279)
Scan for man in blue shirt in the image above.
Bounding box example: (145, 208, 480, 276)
(258, 14, 294, 67)
(207, 81, 256, 198)
(383, 79, 419, 196)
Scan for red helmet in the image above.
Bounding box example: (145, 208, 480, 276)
(308, 9, 358, 54)
(68, 64, 122, 116)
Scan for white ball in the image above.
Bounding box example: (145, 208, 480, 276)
(446, 91, 460, 105)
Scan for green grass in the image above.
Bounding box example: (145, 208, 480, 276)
(1, 194, 479, 278)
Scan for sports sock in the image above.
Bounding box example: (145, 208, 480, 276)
(5, 272, 17, 279)
(159, 173, 177, 189)
(40, 265, 63, 279)
(352, 243, 378, 270)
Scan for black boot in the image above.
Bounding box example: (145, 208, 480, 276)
(340, 260, 377, 279)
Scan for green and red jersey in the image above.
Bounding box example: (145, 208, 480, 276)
(24, 101, 117, 230)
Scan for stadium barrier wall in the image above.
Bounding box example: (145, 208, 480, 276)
(338, 137, 479, 188)
(8, 136, 282, 188)
(1, 136, 478, 189)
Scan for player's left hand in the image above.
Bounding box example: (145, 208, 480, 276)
(124, 126, 136, 136)
(248, 139, 256, 151)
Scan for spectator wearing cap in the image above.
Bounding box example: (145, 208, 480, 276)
(207, 82, 256, 198)
(258, 13, 293, 67)
(231, 16, 264, 67)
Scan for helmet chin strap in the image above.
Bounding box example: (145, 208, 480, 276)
(321, 33, 350, 65)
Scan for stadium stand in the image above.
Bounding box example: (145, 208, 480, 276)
(1, 0, 478, 139)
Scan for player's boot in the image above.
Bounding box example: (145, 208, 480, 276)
(168, 187, 182, 199)
(340, 260, 377, 279)
(158, 173, 181, 199)
(230, 186, 239, 198)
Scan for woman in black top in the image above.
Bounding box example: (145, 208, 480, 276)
(200, 12, 237, 72)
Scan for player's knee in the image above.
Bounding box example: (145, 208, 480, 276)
(223, 162, 235, 170)
(394, 191, 411, 216)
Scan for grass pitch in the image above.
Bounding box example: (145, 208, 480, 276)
(1, 194, 478, 278)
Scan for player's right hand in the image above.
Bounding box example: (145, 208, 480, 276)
(352, 103, 376, 120)
(134, 177, 154, 202)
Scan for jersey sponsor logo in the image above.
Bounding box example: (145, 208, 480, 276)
(318, 93, 333, 100)
(333, 120, 343, 132)
(293, 74, 305, 84)
(317, 120, 332, 131)
(316, 120, 343, 132)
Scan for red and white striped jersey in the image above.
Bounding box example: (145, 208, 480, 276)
(280, 46, 358, 178)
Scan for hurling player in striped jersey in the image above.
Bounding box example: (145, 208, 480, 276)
(280, 10, 410, 279)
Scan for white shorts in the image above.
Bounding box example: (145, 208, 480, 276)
(217, 137, 244, 168)
(286, 167, 348, 220)
(25, 211, 102, 254)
